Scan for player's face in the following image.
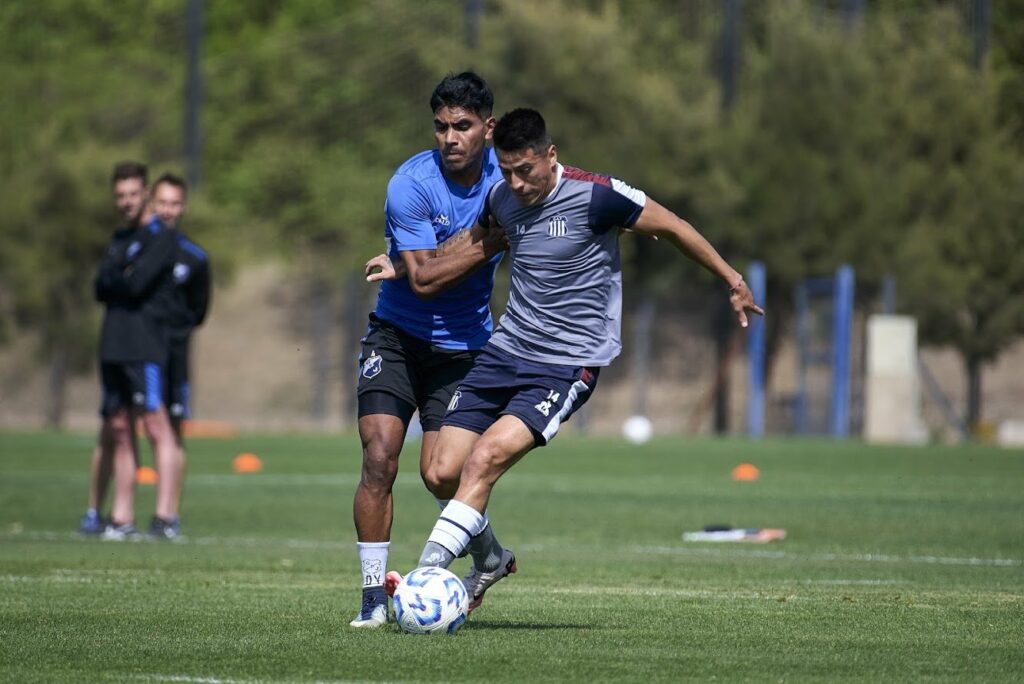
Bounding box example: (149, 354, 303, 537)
(497, 145, 558, 206)
(151, 182, 186, 229)
(113, 177, 148, 226)
(433, 106, 494, 178)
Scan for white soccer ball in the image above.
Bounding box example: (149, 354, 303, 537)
(392, 566, 469, 635)
(622, 415, 653, 444)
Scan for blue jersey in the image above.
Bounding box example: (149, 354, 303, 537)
(373, 148, 503, 350)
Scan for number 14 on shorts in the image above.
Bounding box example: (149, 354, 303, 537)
(534, 390, 560, 417)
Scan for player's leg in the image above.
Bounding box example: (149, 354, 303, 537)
(132, 362, 181, 535)
(351, 406, 413, 628)
(349, 315, 418, 628)
(80, 421, 114, 534)
(104, 406, 138, 539)
(419, 416, 534, 568)
(417, 346, 512, 581)
(158, 342, 189, 538)
(422, 359, 600, 611)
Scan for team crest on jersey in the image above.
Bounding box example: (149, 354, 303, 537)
(548, 215, 568, 237)
(126, 241, 142, 260)
(173, 262, 191, 283)
(361, 351, 382, 379)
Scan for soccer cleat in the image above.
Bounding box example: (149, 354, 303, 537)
(349, 586, 388, 629)
(383, 570, 403, 598)
(462, 548, 517, 613)
(78, 510, 106, 535)
(101, 522, 139, 541)
(147, 516, 182, 541)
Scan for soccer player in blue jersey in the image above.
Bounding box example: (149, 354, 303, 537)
(397, 108, 764, 611)
(349, 72, 510, 628)
(148, 173, 211, 540)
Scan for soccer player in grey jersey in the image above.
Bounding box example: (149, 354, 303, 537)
(388, 107, 763, 613)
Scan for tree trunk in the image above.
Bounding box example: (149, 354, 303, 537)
(46, 343, 68, 430)
(630, 295, 657, 418)
(309, 276, 332, 424)
(340, 273, 371, 426)
(965, 353, 983, 430)
(713, 295, 733, 434)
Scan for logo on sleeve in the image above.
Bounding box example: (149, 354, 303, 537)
(361, 351, 383, 379)
(548, 215, 567, 237)
(173, 263, 191, 283)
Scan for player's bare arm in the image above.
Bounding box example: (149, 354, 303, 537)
(631, 198, 764, 327)
(365, 221, 506, 296)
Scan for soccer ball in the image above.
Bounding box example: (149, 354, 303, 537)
(622, 415, 653, 444)
(392, 566, 469, 635)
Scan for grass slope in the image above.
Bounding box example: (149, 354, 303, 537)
(0, 431, 1021, 682)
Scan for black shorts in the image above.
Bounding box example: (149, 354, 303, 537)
(100, 361, 164, 418)
(356, 314, 479, 432)
(165, 339, 190, 419)
(443, 343, 600, 446)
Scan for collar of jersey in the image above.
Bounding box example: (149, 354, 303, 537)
(540, 163, 564, 204)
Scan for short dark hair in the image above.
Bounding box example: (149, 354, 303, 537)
(430, 71, 494, 118)
(153, 172, 187, 198)
(111, 161, 147, 186)
(493, 108, 552, 154)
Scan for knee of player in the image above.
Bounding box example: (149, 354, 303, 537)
(106, 413, 133, 440)
(361, 438, 400, 474)
(421, 461, 459, 496)
(463, 442, 509, 482)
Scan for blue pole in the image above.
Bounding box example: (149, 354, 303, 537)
(746, 261, 766, 438)
(830, 265, 854, 438)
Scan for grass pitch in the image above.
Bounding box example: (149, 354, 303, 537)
(0, 430, 1022, 682)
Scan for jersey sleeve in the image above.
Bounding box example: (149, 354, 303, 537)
(589, 177, 647, 233)
(384, 174, 438, 252)
(186, 256, 212, 327)
(475, 183, 498, 230)
(120, 226, 177, 298)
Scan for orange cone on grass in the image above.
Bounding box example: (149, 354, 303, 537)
(136, 466, 159, 485)
(731, 463, 760, 482)
(233, 453, 263, 474)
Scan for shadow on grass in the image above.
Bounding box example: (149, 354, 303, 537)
(465, 620, 592, 631)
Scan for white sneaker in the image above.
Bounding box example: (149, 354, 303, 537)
(101, 523, 139, 541)
(348, 602, 388, 629)
(462, 549, 516, 613)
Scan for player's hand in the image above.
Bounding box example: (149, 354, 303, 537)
(482, 217, 509, 256)
(728, 278, 765, 328)
(365, 254, 398, 282)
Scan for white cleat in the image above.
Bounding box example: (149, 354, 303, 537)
(348, 602, 388, 629)
(462, 549, 517, 613)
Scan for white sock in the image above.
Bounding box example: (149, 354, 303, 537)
(427, 499, 486, 556)
(437, 496, 490, 531)
(357, 541, 389, 588)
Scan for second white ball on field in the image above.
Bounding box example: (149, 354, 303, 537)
(392, 566, 469, 635)
(622, 415, 653, 444)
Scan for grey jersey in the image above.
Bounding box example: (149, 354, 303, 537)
(480, 164, 646, 366)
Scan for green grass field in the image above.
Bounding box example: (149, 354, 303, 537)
(1, 430, 1022, 682)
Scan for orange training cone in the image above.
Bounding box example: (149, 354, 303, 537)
(731, 463, 760, 482)
(233, 453, 263, 474)
(136, 466, 159, 485)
